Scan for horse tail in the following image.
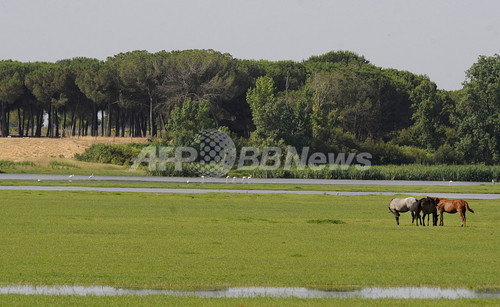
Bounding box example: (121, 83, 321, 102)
(416, 198, 424, 210)
(465, 201, 474, 213)
(388, 198, 395, 212)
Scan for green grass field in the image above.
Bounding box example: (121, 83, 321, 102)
(0, 190, 499, 305)
(0, 159, 146, 176)
(1, 295, 498, 306)
(1, 180, 500, 194)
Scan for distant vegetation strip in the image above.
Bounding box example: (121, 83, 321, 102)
(0, 160, 36, 172)
(240, 164, 500, 182)
(74, 143, 144, 165)
(72, 144, 500, 182)
(155, 164, 500, 182)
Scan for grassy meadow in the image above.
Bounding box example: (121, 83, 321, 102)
(1, 295, 498, 306)
(0, 159, 145, 176)
(0, 191, 498, 293)
(1, 180, 500, 195)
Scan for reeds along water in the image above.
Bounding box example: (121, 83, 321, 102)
(238, 164, 500, 182)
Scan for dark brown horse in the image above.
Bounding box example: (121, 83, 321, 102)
(415, 197, 438, 226)
(428, 197, 474, 227)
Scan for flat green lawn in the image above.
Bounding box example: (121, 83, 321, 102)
(0, 191, 499, 305)
(1, 191, 498, 289)
(1, 296, 499, 306)
(1, 180, 500, 194)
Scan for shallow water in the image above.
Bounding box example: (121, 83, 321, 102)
(0, 173, 493, 186)
(1, 286, 499, 299)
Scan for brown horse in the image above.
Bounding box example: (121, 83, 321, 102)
(428, 197, 474, 227)
(415, 197, 438, 226)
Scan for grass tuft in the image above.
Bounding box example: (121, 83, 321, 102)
(307, 219, 346, 224)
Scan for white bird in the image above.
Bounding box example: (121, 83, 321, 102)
(492, 179, 495, 184)
(226, 176, 230, 184)
(186, 180, 190, 184)
(247, 176, 251, 184)
(89, 174, 94, 180)
(232, 177, 236, 183)
(449, 180, 453, 185)
(37, 179, 41, 182)
(242, 176, 247, 183)
(68, 174, 74, 183)
(201, 175, 205, 184)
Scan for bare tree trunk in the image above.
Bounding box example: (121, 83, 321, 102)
(129, 114, 133, 137)
(55, 109, 60, 138)
(78, 116, 81, 137)
(149, 94, 153, 137)
(25, 107, 31, 137)
(0, 102, 6, 137)
(101, 109, 104, 136)
(35, 111, 43, 137)
(114, 108, 120, 137)
(120, 111, 125, 137)
(71, 112, 77, 136)
(91, 102, 95, 136)
(62, 109, 67, 137)
(107, 103, 112, 137)
(17, 107, 23, 136)
(6, 111, 10, 136)
(46, 105, 51, 137)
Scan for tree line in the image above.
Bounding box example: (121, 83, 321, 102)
(0, 50, 499, 164)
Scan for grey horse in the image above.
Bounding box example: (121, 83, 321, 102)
(388, 197, 419, 225)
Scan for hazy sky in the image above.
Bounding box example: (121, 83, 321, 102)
(0, 0, 499, 90)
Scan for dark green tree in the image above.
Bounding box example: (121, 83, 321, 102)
(409, 78, 445, 149)
(456, 54, 500, 163)
(158, 50, 237, 127)
(25, 63, 60, 137)
(166, 99, 214, 145)
(112, 51, 161, 137)
(0, 61, 24, 137)
(246, 76, 295, 145)
(76, 60, 119, 137)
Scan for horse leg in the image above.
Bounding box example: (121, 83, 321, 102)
(433, 212, 437, 226)
(460, 210, 466, 227)
(389, 209, 399, 225)
(427, 213, 430, 226)
(439, 209, 444, 226)
(422, 213, 426, 226)
(412, 210, 421, 226)
(414, 208, 421, 226)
